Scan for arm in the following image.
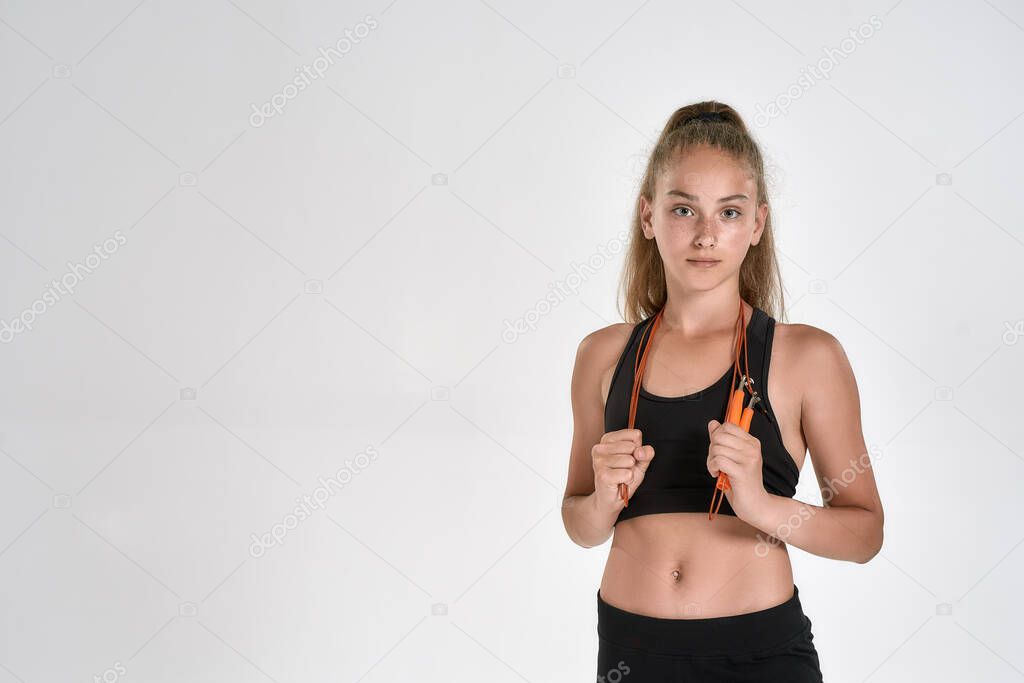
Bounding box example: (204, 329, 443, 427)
(561, 329, 626, 548)
(746, 328, 884, 563)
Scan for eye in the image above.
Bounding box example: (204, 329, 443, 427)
(672, 206, 693, 217)
(722, 208, 742, 219)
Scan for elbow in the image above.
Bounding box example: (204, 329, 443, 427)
(856, 511, 885, 564)
(857, 541, 881, 564)
(561, 497, 590, 548)
(562, 522, 591, 549)
(561, 494, 610, 549)
(562, 518, 600, 550)
(563, 524, 598, 550)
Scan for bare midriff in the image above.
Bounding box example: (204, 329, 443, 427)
(600, 512, 795, 619)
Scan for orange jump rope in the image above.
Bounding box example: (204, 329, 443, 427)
(617, 298, 762, 521)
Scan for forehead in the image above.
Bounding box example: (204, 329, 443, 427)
(657, 146, 754, 197)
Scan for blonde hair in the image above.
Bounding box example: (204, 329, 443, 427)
(617, 101, 785, 323)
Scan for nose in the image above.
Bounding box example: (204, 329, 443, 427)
(694, 220, 716, 248)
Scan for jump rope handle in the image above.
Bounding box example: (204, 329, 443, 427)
(709, 388, 757, 518)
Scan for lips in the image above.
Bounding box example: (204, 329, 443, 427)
(687, 258, 721, 268)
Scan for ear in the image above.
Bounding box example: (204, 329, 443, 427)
(750, 201, 768, 246)
(639, 195, 655, 239)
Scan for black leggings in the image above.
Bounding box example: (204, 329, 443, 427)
(596, 584, 823, 682)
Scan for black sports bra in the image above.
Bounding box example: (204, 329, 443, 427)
(604, 306, 801, 524)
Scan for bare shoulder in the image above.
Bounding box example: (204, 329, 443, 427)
(772, 319, 854, 398)
(573, 321, 634, 406)
(577, 321, 633, 358)
(773, 319, 843, 354)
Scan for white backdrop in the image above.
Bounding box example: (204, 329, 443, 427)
(1, 1, 1023, 681)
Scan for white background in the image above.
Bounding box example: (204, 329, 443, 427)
(1, 1, 1023, 681)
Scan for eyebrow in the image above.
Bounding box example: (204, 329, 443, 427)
(666, 190, 750, 202)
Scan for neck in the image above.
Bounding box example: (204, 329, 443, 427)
(658, 286, 745, 336)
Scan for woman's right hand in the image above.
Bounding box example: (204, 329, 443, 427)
(592, 428, 655, 511)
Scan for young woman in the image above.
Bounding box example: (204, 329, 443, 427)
(562, 102, 884, 681)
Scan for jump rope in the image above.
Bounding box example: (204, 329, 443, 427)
(618, 298, 764, 520)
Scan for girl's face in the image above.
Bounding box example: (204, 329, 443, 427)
(640, 145, 767, 290)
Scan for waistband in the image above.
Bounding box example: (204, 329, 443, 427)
(597, 584, 810, 658)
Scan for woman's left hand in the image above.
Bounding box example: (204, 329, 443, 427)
(706, 419, 769, 521)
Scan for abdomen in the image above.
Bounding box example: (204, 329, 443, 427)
(600, 512, 795, 618)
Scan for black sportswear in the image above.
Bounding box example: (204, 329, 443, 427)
(596, 583, 824, 681)
(604, 306, 800, 524)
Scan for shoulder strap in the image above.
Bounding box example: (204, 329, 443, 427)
(603, 317, 653, 428)
(757, 309, 777, 424)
